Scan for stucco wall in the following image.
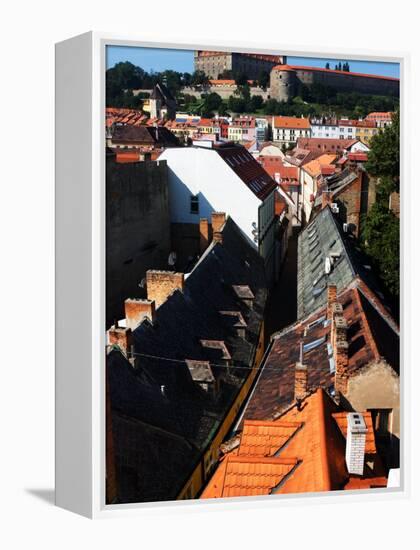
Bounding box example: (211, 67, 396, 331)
(345, 361, 400, 438)
(159, 147, 262, 245)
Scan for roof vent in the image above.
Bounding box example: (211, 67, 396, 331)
(324, 256, 332, 275)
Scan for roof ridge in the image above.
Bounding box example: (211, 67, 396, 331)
(227, 455, 299, 465)
(244, 419, 302, 428)
(352, 287, 381, 361)
(317, 389, 333, 491)
(355, 278, 399, 334)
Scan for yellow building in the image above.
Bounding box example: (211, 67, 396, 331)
(355, 121, 379, 145)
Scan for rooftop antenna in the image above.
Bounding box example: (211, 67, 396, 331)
(299, 341, 303, 364)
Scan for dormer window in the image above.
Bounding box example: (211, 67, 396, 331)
(190, 194, 199, 214)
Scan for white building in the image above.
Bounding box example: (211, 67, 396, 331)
(159, 143, 282, 284)
(272, 116, 311, 147)
(338, 119, 357, 140)
(310, 118, 340, 139)
(255, 118, 269, 143)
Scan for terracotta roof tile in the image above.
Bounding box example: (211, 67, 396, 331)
(238, 420, 302, 457)
(201, 455, 298, 498)
(202, 389, 388, 499)
(303, 154, 336, 177)
(273, 116, 311, 130)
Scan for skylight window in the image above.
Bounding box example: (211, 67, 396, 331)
(309, 240, 319, 252)
(312, 287, 324, 298)
(307, 315, 326, 330)
(303, 335, 326, 353)
(313, 273, 324, 287)
(310, 248, 322, 261)
(311, 257, 322, 271)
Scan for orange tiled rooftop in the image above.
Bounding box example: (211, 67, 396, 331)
(201, 389, 387, 499)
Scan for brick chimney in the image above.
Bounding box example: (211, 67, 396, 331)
(294, 362, 308, 401)
(322, 190, 333, 209)
(108, 325, 132, 354)
(125, 298, 156, 330)
(146, 270, 184, 309)
(211, 212, 226, 234)
(334, 340, 349, 396)
(345, 412, 367, 475)
(326, 284, 337, 320)
(199, 218, 210, 253)
(331, 312, 347, 350)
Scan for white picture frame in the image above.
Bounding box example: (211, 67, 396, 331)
(55, 31, 409, 518)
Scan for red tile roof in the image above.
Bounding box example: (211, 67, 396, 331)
(209, 79, 254, 86)
(216, 145, 278, 200)
(201, 389, 387, 498)
(202, 455, 298, 498)
(365, 112, 392, 121)
(348, 152, 368, 162)
(303, 154, 336, 177)
(258, 156, 299, 181)
(239, 280, 399, 425)
(273, 116, 311, 130)
(238, 420, 302, 457)
(297, 138, 358, 153)
(273, 65, 399, 82)
(321, 164, 336, 176)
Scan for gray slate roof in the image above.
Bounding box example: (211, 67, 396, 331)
(107, 215, 268, 503)
(297, 205, 355, 318)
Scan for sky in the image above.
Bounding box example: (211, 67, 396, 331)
(106, 46, 400, 78)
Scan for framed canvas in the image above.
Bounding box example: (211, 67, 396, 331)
(55, 32, 408, 518)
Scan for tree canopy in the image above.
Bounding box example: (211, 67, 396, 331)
(365, 111, 400, 189)
(361, 110, 400, 299)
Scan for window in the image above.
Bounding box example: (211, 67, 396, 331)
(303, 335, 326, 353)
(190, 194, 199, 214)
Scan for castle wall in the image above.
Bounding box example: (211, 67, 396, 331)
(269, 67, 399, 101)
(194, 51, 286, 80)
(295, 69, 399, 96)
(269, 69, 297, 102)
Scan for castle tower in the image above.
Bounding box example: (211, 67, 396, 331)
(269, 65, 297, 102)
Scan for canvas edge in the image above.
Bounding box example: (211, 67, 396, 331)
(55, 31, 410, 519)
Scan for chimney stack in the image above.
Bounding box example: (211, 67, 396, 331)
(346, 413, 367, 475)
(108, 325, 132, 355)
(294, 362, 308, 401)
(334, 340, 349, 396)
(326, 284, 337, 320)
(211, 212, 226, 234)
(199, 218, 210, 253)
(146, 270, 184, 309)
(125, 298, 156, 330)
